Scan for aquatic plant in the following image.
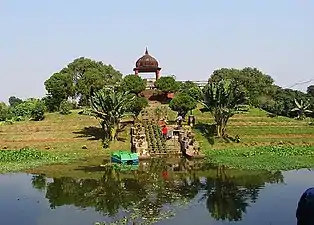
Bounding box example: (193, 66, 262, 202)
(206, 146, 314, 171)
(0, 147, 78, 173)
(0, 147, 51, 162)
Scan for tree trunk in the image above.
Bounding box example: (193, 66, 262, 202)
(215, 115, 229, 138)
(221, 117, 229, 137)
(110, 123, 119, 141)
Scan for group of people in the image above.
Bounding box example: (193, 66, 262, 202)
(160, 115, 186, 140)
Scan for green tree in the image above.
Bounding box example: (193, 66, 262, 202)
(186, 86, 203, 101)
(44, 72, 75, 109)
(264, 87, 310, 117)
(155, 76, 180, 93)
(121, 75, 146, 95)
(169, 92, 197, 117)
(11, 99, 37, 118)
(44, 57, 122, 109)
(209, 67, 275, 107)
(59, 100, 72, 115)
(307, 85, 314, 97)
(179, 80, 198, 91)
(30, 100, 46, 121)
(126, 95, 148, 118)
(0, 102, 10, 121)
(89, 87, 134, 145)
(8, 96, 23, 107)
(201, 79, 247, 137)
(291, 99, 312, 120)
(68, 57, 122, 105)
(179, 81, 203, 101)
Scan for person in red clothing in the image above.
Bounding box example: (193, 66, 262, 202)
(161, 125, 168, 140)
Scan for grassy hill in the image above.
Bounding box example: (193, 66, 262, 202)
(193, 107, 314, 150)
(1, 107, 313, 154)
(1, 106, 314, 172)
(0, 110, 130, 157)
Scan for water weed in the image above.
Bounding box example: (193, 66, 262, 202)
(0, 147, 78, 173)
(206, 146, 314, 171)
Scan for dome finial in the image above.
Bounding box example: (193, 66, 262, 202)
(145, 47, 148, 55)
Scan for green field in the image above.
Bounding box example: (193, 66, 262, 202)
(193, 107, 314, 149)
(0, 110, 131, 173)
(0, 107, 314, 172)
(192, 107, 314, 170)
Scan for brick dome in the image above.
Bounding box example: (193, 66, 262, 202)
(135, 48, 159, 68)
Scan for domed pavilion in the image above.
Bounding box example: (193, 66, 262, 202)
(133, 47, 161, 80)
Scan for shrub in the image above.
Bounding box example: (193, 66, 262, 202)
(0, 102, 10, 121)
(59, 100, 72, 115)
(31, 101, 46, 121)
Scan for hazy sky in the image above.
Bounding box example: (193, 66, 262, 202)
(1, 0, 313, 102)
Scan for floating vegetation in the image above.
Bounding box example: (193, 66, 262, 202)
(0, 148, 51, 162)
(95, 209, 177, 225)
(206, 146, 314, 171)
(0, 147, 78, 173)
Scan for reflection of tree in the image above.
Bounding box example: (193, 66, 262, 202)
(42, 159, 200, 222)
(203, 166, 284, 221)
(205, 177, 249, 221)
(31, 160, 284, 223)
(31, 174, 47, 192)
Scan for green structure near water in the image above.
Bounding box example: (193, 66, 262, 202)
(110, 150, 139, 165)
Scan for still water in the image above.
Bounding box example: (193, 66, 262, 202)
(0, 158, 312, 225)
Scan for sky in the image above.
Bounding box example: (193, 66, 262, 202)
(0, 0, 314, 102)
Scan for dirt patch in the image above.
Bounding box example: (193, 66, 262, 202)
(229, 121, 305, 126)
(0, 138, 86, 143)
(241, 134, 314, 138)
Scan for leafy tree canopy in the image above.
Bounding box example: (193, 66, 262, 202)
(155, 76, 180, 93)
(202, 79, 248, 137)
(8, 96, 23, 107)
(121, 75, 146, 94)
(169, 92, 197, 117)
(0, 102, 10, 121)
(179, 81, 203, 101)
(209, 67, 275, 107)
(44, 57, 122, 109)
(44, 72, 75, 108)
(307, 85, 314, 97)
(179, 80, 198, 91)
(125, 94, 148, 117)
(89, 87, 134, 146)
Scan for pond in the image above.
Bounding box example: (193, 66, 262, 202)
(0, 158, 312, 225)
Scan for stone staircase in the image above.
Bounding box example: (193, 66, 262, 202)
(141, 108, 181, 155)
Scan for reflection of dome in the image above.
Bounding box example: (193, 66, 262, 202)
(135, 48, 159, 68)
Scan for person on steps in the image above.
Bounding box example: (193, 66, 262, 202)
(161, 125, 168, 140)
(176, 115, 183, 127)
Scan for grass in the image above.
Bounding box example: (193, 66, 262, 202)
(191, 107, 314, 170)
(193, 107, 314, 149)
(0, 110, 131, 172)
(206, 146, 314, 171)
(1, 105, 314, 173)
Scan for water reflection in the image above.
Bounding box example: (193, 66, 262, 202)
(30, 158, 284, 224)
(31, 174, 47, 192)
(203, 167, 283, 221)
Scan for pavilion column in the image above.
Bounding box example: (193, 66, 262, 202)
(156, 70, 161, 80)
(134, 70, 139, 75)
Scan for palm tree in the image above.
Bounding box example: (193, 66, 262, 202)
(291, 98, 312, 120)
(89, 87, 134, 142)
(201, 79, 248, 137)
